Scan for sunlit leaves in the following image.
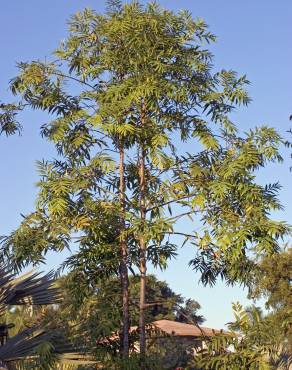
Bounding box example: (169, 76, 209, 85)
(1, 1, 289, 314)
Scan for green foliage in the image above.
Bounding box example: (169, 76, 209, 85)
(39, 273, 204, 357)
(250, 247, 292, 311)
(0, 267, 79, 368)
(249, 247, 292, 355)
(192, 303, 291, 370)
(0, 102, 21, 136)
(1, 0, 288, 289)
(175, 298, 205, 325)
(0, 1, 290, 365)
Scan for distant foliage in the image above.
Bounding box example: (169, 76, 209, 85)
(249, 247, 292, 356)
(192, 303, 291, 370)
(39, 274, 204, 358)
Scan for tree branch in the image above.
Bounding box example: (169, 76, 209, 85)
(146, 192, 199, 213)
(162, 231, 197, 239)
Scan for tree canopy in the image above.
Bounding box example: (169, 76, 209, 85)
(0, 0, 290, 366)
(194, 303, 291, 370)
(249, 247, 292, 355)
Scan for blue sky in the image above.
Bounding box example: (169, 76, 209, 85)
(0, 0, 291, 329)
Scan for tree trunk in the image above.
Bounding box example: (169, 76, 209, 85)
(139, 102, 147, 366)
(139, 151, 147, 364)
(119, 143, 130, 357)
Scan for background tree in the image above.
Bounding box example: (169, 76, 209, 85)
(38, 273, 204, 360)
(249, 247, 292, 355)
(0, 1, 289, 366)
(175, 298, 204, 325)
(193, 303, 291, 370)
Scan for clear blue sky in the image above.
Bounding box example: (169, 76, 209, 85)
(0, 0, 291, 329)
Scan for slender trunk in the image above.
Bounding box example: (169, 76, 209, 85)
(119, 142, 130, 357)
(139, 102, 147, 366)
(139, 150, 147, 363)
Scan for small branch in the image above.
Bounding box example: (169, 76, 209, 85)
(162, 231, 197, 239)
(52, 70, 97, 90)
(146, 192, 198, 213)
(166, 210, 200, 222)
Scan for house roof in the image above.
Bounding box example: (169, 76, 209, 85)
(97, 319, 224, 346)
(152, 320, 223, 338)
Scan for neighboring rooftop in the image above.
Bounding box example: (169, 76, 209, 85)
(97, 319, 225, 346)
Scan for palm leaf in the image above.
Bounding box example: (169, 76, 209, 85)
(0, 326, 50, 361)
(0, 265, 95, 368)
(0, 268, 61, 314)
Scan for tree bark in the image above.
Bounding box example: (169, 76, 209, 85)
(119, 142, 130, 357)
(139, 102, 147, 366)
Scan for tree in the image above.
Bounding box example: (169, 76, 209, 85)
(249, 247, 292, 355)
(193, 303, 291, 370)
(27, 272, 204, 369)
(0, 1, 289, 365)
(175, 299, 204, 325)
(42, 273, 204, 350)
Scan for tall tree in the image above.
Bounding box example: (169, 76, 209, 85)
(0, 1, 289, 365)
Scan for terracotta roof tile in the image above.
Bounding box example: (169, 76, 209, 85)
(152, 320, 223, 337)
(97, 319, 224, 344)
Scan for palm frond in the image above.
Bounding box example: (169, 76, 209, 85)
(0, 266, 95, 368)
(0, 325, 95, 366)
(0, 268, 61, 314)
(0, 326, 50, 361)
